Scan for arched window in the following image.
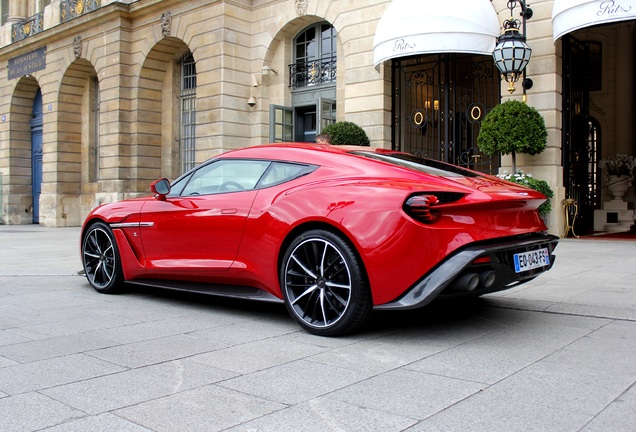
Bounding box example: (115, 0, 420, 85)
(290, 23, 337, 89)
(270, 23, 337, 143)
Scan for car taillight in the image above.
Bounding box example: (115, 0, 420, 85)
(404, 194, 440, 224)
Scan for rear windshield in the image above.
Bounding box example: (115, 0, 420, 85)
(352, 151, 482, 178)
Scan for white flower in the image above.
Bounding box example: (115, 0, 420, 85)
(599, 154, 636, 180)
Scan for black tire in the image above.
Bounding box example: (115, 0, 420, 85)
(81, 221, 125, 294)
(280, 229, 372, 336)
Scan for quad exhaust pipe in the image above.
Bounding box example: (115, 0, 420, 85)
(450, 273, 480, 292)
(449, 270, 497, 292)
(479, 270, 496, 289)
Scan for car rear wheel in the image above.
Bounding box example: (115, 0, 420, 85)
(82, 222, 124, 294)
(281, 229, 371, 336)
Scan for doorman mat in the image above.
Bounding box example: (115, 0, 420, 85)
(582, 230, 636, 240)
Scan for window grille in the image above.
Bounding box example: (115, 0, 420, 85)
(90, 77, 100, 182)
(179, 52, 197, 174)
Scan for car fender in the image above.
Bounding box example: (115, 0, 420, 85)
(81, 199, 150, 281)
(234, 182, 416, 302)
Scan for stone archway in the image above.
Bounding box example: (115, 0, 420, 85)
(49, 59, 98, 226)
(133, 37, 191, 186)
(4, 76, 40, 225)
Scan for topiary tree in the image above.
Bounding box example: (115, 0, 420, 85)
(477, 100, 547, 173)
(321, 121, 370, 146)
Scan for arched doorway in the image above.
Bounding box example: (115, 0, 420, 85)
(272, 22, 337, 143)
(136, 38, 196, 184)
(561, 30, 630, 235)
(554, 1, 636, 235)
(392, 53, 501, 174)
(374, 0, 501, 174)
(31, 89, 43, 224)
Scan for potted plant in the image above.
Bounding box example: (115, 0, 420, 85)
(477, 100, 547, 173)
(498, 171, 554, 217)
(598, 154, 636, 180)
(599, 154, 636, 200)
(321, 121, 370, 146)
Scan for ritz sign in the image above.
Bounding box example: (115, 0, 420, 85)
(597, 1, 632, 16)
(393, 38, 416, 54)
(8, 46, 46, 80)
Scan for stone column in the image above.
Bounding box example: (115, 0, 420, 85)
(7, 0, 27, 23)
(614, 24, 634, 155)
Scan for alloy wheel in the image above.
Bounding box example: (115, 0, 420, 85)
(284, 237, 353, 329)
(82, 226, 117, 290)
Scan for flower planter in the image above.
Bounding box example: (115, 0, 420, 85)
(607, 175, 630, 200)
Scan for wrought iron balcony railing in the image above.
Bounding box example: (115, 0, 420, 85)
(61, 0, 101, 23)
(289, 57, 337, 89)
(11, 13, 44, 42)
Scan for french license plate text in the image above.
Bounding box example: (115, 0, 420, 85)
(513, 248, 550, 273)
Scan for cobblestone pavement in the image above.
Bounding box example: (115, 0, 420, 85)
(1, 225, 635, 431)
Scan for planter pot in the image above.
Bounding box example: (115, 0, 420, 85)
(608, 175, 630, 200)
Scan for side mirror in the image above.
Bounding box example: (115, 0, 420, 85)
(150, 178, 171, 201)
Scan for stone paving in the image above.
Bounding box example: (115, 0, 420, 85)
(0, 225, 635, 431)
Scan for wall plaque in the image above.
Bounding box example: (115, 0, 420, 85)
(8, 46, 46, 80)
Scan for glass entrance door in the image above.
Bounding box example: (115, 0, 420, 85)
(562, 35, 601, 235)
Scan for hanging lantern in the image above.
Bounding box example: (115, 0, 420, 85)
(492, 1, 533, 95)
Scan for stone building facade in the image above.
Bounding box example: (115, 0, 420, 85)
(0, 0, 635, 237)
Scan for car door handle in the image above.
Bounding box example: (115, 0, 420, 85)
(221, 208, 237, 214)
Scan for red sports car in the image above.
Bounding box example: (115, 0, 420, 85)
(81, 143, 558, 336)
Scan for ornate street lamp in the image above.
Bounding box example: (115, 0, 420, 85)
(492, 1, 533, 97)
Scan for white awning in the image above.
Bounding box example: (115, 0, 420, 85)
(553, 0, 636, 41)
(373, 0, 500, 68)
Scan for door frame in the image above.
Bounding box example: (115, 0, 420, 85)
(31, 89, 43, 224)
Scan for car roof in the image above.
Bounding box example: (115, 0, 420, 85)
(217, 142, 398, 162)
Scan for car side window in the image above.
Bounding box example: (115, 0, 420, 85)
(180, 159, 271, 196)
(168, 174, 191, 197)
(258, 162, 316, 188)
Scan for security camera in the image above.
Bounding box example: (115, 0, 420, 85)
(247, 96, 257, 107)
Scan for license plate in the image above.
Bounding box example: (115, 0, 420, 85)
(513, 248, 550, 273)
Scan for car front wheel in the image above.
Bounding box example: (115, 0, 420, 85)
(82, 222, 124, 294)
(281, 229, 371, 336)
